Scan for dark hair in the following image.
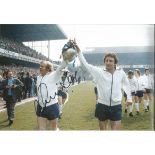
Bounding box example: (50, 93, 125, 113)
(104, 53, 118, 64)
(128, 70, 133, 75)
(2, 71, 7, 78)
(5, 69, 11, 75)
(26, 72, 30, 76)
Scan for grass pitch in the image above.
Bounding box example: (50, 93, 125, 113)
(0, 82, 153, 130)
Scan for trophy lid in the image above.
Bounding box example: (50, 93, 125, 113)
(62, 40, 76, 53)
(62, 40, 77, 62)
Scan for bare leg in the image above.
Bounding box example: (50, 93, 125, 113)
(132, 96, 135, 104)
(58, 96, 63, 115)
(62, 93, 69, 105)
(143, 93, 148, 100)
(147, 93, 152, 110)
(37, 117, 47, 130)
(143, 93, 148, 110)
(135, 96, 139, 103)
(135, 96, 140, 113)
(139, 97, 143, 103)
(99, 120, 108, 130)
(48, 118, 58, 130)
(58, 96, 63, 104)
(111, 120, 121, 130)
(129, 96, 135, 113)
(148, 93, 152, 101)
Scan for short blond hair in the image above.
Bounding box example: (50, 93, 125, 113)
(40, 61, 53, 72)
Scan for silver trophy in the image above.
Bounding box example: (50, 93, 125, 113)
(62, 40, 77, 62)
(62, 40, 80, 72)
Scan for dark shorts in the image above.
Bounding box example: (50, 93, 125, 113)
(36, 103, 59, 120)
(131, 92, 136, 96)
(95, 103, 122, 121)
(135, 91, 143, 97)
(57, 90, 67, 99)
(144, 88, 153, 94)
(94, 87, 98, 96)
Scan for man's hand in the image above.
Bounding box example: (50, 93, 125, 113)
(70, 39, 81, 53)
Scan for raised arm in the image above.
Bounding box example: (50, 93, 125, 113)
(52, 61, 67, 83)
(73, 41, 102, 82)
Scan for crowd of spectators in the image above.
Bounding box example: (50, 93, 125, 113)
(0, 64, 39, 77)
(0, 36, 49, 61)
(0, 64, 39, 101)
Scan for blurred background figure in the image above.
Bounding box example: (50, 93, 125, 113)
(57, 71, 70, 119)
(143, 68, 154, 111)
(124, 70, 136, 117)
(1, 70, 23, 126)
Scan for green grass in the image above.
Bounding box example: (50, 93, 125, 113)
(0, 82, 153, 130)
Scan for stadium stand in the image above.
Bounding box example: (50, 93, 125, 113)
(0, 36, 47, 59)
(83, 46, 154, 73)
(0, 24, 67, 67)
(0, 24, 67, 102)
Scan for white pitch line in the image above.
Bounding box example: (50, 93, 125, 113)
(0, 97, 36, 113)
(0, 81, 86, 113)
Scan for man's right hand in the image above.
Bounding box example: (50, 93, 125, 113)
(70, 39, 81, 53)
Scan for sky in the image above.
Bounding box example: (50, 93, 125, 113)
(24, 25, 154, 61)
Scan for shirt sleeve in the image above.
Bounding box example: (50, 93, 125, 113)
(141, 76, 146, 90)
(133, 79, 137, 92)
(50, 61, 67, 83)
(142, 75, 147, 89)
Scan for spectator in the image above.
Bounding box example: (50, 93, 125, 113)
(134, 69, 145, 114)
(2, 70, 23, 126)
(143, 68, 154, 111)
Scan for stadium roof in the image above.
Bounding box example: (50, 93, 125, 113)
(0, 24, 67, 42)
